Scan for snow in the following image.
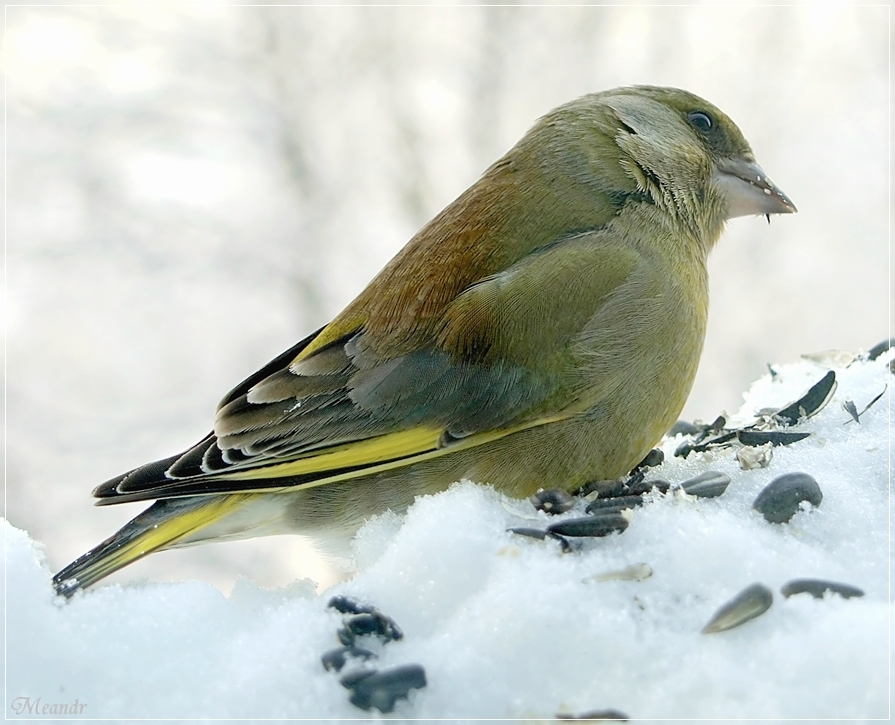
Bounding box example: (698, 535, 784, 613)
(5, 351, 891, 720)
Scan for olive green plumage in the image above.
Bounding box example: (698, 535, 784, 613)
(53, 86, 795, 596)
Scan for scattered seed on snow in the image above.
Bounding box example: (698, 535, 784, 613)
(753, 472, 823, 524)
(781, 579, 864, 599)
(702, 583, 773, 634)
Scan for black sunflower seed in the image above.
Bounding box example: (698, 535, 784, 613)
(585, 495, 644, 514)
(637, 449, 664, 468)
(337, 611, 403, 645)
(328, 595, 375, 615)
(556, 708, 630, 721)
(530, 488, 576, 515)
(781, 579, 864, 599)
(668, 420, 700, 437)
(321, 645, 377, 672)
(340, 664, 427, 713)
(626, 478, 670, 496)
(547, 514, 629, 538)
(868, 338, 895, 360)
(679, 471, 731, 498)
(753, 472, 823, 524)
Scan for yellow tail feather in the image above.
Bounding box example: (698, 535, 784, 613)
(53, 494, 250, 597)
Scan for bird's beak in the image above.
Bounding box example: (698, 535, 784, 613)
(714, 157, 797, 219)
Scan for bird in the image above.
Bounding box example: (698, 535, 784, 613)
(53, 85, 795, 597)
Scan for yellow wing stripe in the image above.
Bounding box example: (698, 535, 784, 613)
(220, 426, 444, 481)
(218, 413, 570, 489)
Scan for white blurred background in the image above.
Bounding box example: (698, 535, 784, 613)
(6, 5, 889, 592)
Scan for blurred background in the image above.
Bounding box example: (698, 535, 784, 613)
(6, 5, 889, 593)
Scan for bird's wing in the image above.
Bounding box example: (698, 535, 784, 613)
(94, 234, 639, 505)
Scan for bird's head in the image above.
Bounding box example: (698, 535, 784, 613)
(528, 86, 796, 245)
(606, 86, 796, 234)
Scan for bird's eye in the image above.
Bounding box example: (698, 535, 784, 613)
(688, 111, 713, 133)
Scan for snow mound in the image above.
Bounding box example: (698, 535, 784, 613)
(6, 351, 891, 719)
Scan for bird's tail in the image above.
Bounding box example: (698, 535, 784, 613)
(52, 494, 254, 598)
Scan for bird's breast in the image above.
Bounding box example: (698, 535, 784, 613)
(569, 237, 710, 476)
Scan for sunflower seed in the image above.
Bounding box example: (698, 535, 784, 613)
(337, 611, 403, 645)
(781, 579, 864, 599)
(679, 471, 731, 498)
(668, 420, 700, 437)
(530, 488, 576, 515)
(508, 527, 573, 552)
(868, 338, 895, 360)
(585, 495, 644, 514)
(577, 479, 625, 498)
(556, 708, 630, 720)
(328, 595, 375, 615)
(753, 472, 823, 524)
(702, 583, 773, 633)
(321, 645, 377, 672)
(340, 664, 427, 713)
(637, 449, 664, 468)
(547, 513, 629, 538)
(626, 477, 670, 496)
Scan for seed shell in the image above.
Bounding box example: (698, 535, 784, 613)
(708, 415, 727, 432)
(774, 370, 837, 425)
(843, 387, 887, 424)
(736, 444, 773, 470)
(676, 431, 737, 458)
(801, 349, 855, 367)
(584, 563, 653, 583)
(842, 400, 861, 423)
(737, 430, 810, 447)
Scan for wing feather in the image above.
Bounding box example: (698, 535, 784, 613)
(94, 232, 639, 505)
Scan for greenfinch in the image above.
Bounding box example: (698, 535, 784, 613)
(53, 86, 795, 596)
